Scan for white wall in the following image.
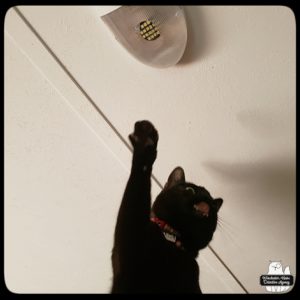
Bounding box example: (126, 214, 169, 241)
(5, 6, 295, 293)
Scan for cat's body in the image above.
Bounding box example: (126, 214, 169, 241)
(112, 221, 200, 293)
(111, 121, 223, 293)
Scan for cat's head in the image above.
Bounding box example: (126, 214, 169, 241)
(152, 167, 223, 254)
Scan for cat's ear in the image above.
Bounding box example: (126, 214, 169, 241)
(164, 167, 185, 190)
(214, 198, 223, 212)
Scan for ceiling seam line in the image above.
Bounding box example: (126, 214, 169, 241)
(13, 6, 132, 154)
(208, 246, 248, 293)
(12, 6, 164, 189)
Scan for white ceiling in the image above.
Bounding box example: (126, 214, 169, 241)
(5, 6, 295, 293)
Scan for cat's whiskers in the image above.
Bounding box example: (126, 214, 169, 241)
(217, 223, 237, 245)
(217, 217, 237, 234)
(217, 217, 237, 237)
(217, 219, 243, 251)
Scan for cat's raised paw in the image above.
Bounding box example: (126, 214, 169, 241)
(129, 120, 158, 150)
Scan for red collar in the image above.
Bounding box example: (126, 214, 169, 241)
(150, 216, 184, 250)
(150, 216, 167, 230)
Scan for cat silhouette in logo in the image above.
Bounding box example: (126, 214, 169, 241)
(267, 261, 290, 292)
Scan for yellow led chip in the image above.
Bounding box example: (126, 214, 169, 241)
(139, 19, 160, 41)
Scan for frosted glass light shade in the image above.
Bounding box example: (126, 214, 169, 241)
(101, 6, 188, 68)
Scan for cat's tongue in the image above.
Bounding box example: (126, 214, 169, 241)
(194, 202, 210, 217)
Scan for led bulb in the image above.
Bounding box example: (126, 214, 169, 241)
(101, 6, 188, 68)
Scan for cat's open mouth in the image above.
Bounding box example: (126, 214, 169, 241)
(193, 202, 210, 217)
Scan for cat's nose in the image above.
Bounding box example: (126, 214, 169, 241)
(193, 201, 210, 217)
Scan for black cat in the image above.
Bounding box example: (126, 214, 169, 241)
(111, 120, 223, 293)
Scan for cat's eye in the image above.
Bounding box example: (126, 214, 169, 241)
(185, 187, 195, 195)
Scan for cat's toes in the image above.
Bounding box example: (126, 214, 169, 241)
(129, 120, 158, 148)
(129, 133, 138, 145)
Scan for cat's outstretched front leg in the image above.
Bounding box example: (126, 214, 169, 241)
(112, 121, 158, 272)
(129, 120, 159, 174)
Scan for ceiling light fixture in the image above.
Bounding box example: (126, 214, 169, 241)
(101, 6, 188, 68)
